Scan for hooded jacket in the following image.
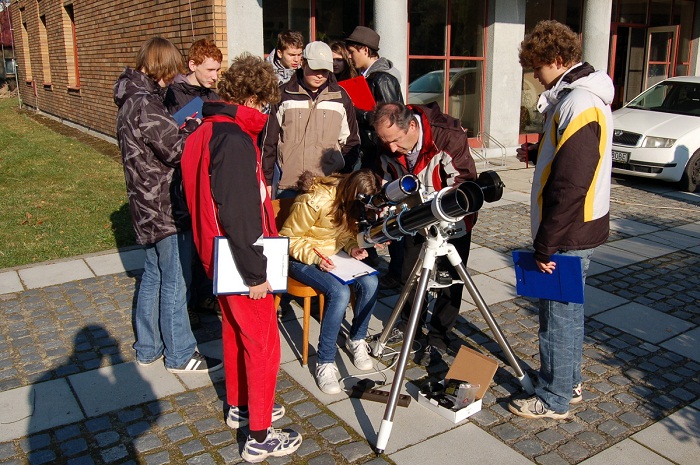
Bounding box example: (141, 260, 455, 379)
(262, 70, 361, 190)
(266, 48, 296, 85)
(378, 102, 479, 234)
(113, 67, 190, 245)
(278, 176, 357, 265)
(530, 62, 614, 262)
(364, 57, 403, 105)
(164, 73, 219, 114)
(181, 101, 278, 286)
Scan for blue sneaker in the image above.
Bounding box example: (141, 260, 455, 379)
(226, 403, 286, 428)
(242, 427, 302, 463)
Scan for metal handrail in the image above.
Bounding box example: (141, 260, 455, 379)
(477, 131, 507, 166)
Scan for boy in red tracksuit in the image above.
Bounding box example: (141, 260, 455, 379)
(181, 53, 302, 463)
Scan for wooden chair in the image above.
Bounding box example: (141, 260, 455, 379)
(271, 198, 325, 366)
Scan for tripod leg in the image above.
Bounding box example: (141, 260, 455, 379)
(375, 263, 434, 454)
(371, 255, 423, 357)
(446, 250, 535, 395)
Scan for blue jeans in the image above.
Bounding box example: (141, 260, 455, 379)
(536, 247, 594, 413)
(133, 231, 196, 369)
(289, 259, 378, 364)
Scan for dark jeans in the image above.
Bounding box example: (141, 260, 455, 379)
(397, 231, 471, 350)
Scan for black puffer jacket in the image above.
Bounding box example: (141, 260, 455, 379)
(114, 67, 194, 245)
(164, 74, 219, 114)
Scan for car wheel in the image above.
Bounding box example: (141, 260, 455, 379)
(679, 150, 700, 192)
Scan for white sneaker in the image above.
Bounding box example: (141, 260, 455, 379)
(345, 338, 373, 371)
(315, 362, 341, 394)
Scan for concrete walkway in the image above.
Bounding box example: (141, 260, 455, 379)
(1, 158, 699, 464)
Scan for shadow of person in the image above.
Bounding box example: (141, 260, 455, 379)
(109, 203, 137, 250)
(22, 325, 161, 463)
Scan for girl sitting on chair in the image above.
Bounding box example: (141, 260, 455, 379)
(279, 169, 380, 395)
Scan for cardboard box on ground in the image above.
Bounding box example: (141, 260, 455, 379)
(417, 346, 498, 423)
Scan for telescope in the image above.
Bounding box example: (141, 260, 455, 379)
(366, 170, 535, 455)
(358, 174, 420, 210)
(358, 171, 504, 247)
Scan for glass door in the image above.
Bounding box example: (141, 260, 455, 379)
(643, 25, 678, 89)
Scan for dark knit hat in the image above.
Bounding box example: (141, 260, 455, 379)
(347, 26, 380, 51)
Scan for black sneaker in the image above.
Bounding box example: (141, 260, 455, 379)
(242, 427, 302, 463)
(571, 383, 583, 404)
(196, 296, 221, 316)
(166, 351, 223, 373)
(378, 273, 402, 290)
(418, 344, 445, 366)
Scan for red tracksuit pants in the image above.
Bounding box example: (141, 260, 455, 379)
(219, 293, 280, 432)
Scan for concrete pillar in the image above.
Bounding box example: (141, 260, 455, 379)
(374, 0, 408, 98)
(690, 2, 700, 76)
(225, 0, 264, 63)
(483, 0, 525, 147)
(581, 0, 613, 73)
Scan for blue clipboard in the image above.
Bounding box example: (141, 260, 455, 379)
(512, 250, 585, 304)
(172, 97, 204, 126)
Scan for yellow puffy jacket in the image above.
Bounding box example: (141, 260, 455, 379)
(279, 178, 358, 265)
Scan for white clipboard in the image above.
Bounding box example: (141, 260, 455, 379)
(213, 236, 289, 295)
(327, 251, 378, 284)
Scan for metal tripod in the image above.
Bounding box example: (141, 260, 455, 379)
(371, 224, 535, 454)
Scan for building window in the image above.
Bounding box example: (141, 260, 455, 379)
(5, 58, 15, 74)
(63, 3, 80, 89)
(38, 13, 52, 85)
(19, 10, 33, 82)
(407, 0, 486, 137)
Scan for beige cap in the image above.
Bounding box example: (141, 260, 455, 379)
(303, 41, 333, 72)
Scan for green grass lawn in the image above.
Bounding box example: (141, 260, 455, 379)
(0, 97, 136, 268)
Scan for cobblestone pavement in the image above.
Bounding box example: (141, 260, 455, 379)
(0, 178, 699, 464)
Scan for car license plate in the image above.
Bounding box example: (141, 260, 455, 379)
(611, 150, 629, 163)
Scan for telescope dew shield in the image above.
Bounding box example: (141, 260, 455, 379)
(358, 171, 505, 246)
(365, 174, 420, 209)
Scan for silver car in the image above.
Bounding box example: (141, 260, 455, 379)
(611, 76, 700, 192)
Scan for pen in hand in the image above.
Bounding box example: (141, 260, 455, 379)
(312, 248, 334, 268)
(179, 111, 199, 130)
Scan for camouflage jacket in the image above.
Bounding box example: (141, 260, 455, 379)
(114, 67, 191, 245)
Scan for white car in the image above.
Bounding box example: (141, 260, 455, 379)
(611, 76, 700, 192)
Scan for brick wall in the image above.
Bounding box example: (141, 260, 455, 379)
(10, 0, 226, 138)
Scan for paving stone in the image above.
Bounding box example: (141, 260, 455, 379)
(101, 444, 128, 462)
(165, 425, 194, 442)
(534, 451, 570, 465)
(576, 431, 606, 447)
(598, 402, 621, 414)
(536, 429, 566, 445)
(94, 430, 120, 447)
(307, 413, 338, 430)
(320, 426, 351, 444)
(132, 433, 162, 453)
(67, 456, 95, 465)
(598, 419, 628, 438)
(492, 422, 525, 441)
(293, 401, 321, 418)
(179, 439, 206, 456)
(185, 453, 216, 464)
(20, 435, 50, 452)
(0, 442, 17, 460)
(307, 454, 337, 465)
(295, 438, 321, 457)
(618, 412, 648, 427)
(126, 421, 151, 437)
(217, 444, 242, 463)
(84, 417, 112, 433)
(193, 418, 220, 434)
(514, 439, 545, 456)
(27, 449, 56, 465)
(56, 424, 82, 441)
(559, 421, 585, 434)
(143, 451, 170, 465)
(337, 440, 374, 462)
(205, 430, 234, 446)
(558, 440, 590, 462)
(576, 409, 603, 424)
(280, 389, 307, 404)
(60, 438, 88, 456)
